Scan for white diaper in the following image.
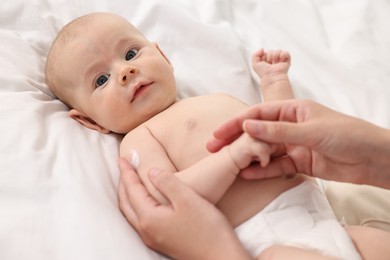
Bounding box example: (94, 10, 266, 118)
(235, 180, 361, 260)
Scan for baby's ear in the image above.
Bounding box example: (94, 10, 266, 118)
(69, 109, 110, 134)
(153, 42, 173, 70)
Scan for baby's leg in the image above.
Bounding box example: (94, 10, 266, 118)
(257, 245, 339, 260)
(345, 225, 390, 260)
(252, 49, 295, 101)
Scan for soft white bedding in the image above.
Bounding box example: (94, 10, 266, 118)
(1, 0, 390, 259)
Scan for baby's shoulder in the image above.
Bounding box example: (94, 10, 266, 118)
(120, 124, 151, 152)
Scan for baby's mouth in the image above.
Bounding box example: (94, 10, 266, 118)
(131, 82, 153, 102)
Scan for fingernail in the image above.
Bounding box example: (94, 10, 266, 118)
(128, 149, 140, 168)
(244, 120, 262, 135)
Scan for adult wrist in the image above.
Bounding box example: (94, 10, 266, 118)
(202, 233, 253, 260)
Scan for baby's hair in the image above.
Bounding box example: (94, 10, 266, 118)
(45, 14, 99, 108)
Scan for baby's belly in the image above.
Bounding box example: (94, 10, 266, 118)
(217, 174, 307, 227)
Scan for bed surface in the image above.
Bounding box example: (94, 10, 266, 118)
(1, 0, 390, 259)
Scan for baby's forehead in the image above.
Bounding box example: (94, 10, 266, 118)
(51, 13, 145, 71)
(61, 15, 141, 47)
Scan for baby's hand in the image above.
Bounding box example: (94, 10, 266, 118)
(252, 48, 291, 78)
(228, 132, 273, 170)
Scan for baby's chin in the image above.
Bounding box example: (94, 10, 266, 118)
(112, 117, 151, 134)
(114, 96, 177, 134)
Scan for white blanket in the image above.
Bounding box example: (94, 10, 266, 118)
(1, 0, 390, 259)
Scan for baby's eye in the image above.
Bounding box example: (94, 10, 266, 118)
(125, 49, 138, 61)
(96, 74, 110, 87)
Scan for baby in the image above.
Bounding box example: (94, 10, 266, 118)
(45, 12, 361, 260)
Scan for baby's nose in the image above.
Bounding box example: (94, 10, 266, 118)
(120, 66, 138, 85)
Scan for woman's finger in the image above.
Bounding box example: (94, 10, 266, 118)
(118, 158, 160, 218)
(147, 169, 199, 208)
(118, 175, 139, 228)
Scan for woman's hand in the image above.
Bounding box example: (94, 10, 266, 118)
(207, 99, 390, 188)
(117, 158, 252, 260)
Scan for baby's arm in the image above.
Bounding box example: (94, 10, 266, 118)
(252, 49, 295, 101)
(121, 126, 273, 205)
(120, 126, 178, 204)
(175, 132, 272, 204)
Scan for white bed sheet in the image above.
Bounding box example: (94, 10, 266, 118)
(1, 0, 390, 259)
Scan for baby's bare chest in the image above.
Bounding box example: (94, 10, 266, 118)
(146, 94, 247, 169)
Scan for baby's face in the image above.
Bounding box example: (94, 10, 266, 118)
(60, 14, 176, 133)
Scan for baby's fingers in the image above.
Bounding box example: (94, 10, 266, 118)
(241, 156, 297, 179)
